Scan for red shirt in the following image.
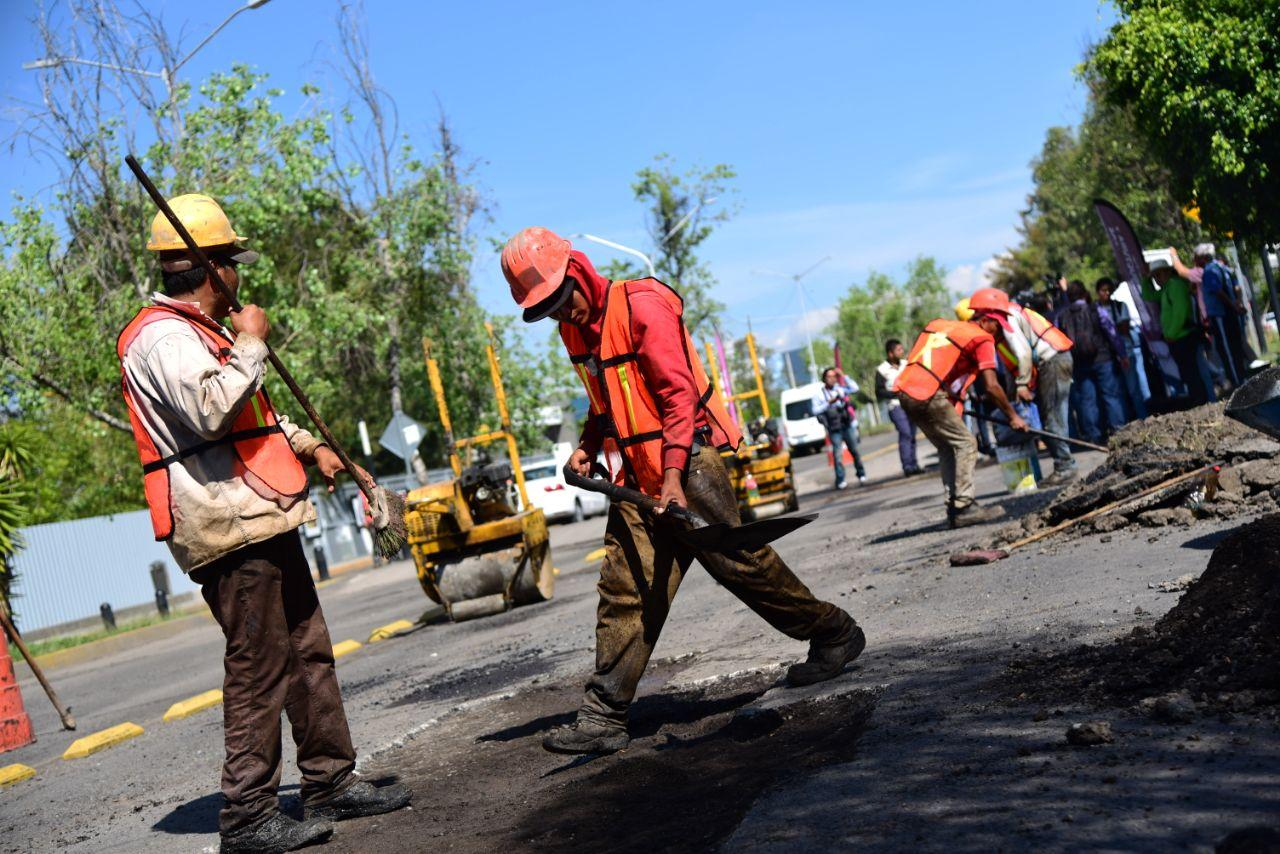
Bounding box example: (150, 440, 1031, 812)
(565, 255, 725, 472)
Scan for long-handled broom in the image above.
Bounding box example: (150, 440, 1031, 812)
(125, 155, 407, 558)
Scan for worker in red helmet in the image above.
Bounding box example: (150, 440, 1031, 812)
(501, 226, 863, 755)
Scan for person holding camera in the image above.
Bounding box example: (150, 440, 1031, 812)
(811, 367, 867, 489)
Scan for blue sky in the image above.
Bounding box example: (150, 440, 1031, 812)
(1, 1, 1115, 352)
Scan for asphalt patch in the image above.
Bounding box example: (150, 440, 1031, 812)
(349, 668, 876, 852)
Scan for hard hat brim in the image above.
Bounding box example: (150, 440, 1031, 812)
(157, 245, 259, 273)
(522, 278, 574, 323)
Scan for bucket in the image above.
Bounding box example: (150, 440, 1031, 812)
(996, 442, 1040, 494)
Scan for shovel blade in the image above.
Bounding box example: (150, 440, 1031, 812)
(1226, 366, 1280, 441)
(676, 513, 817, 553)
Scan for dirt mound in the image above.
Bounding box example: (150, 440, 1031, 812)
(1004, 514, 1280, 717)
(996, 403, 1280, 543)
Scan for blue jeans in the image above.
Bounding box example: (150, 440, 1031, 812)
(1037, 352, 1075, 471)
(1071, 359, 1127, 444)
(1123, 338, 1149, 420)
(829, 425, 866, 485)
(889, 405, 919, 473)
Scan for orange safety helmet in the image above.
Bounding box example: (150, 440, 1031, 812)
(968, 287, 1010, 314)
(501, 227, 573, 320)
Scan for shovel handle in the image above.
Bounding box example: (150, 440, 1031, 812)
(964, 409, 1109, 453)
(562, 463, 707, 527)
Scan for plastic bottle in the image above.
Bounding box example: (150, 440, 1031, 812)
(743, 471, 760, 502)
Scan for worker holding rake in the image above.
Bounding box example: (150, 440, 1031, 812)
(118, 194, 410, 853)
(503, 226, 864, 755)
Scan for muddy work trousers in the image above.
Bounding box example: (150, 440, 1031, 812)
(193, 531, 356, 834)
(900, 391, 978, 513)
(581, 445, 854, 727)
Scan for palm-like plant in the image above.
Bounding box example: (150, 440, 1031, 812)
(0, 423, 35, 627)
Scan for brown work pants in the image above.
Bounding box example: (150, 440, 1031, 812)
(582, 445, 854, 726)
(900, 391, 978, 512)
(194, 531, 356, 834)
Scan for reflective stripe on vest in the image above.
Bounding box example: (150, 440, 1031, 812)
(1017, 306, 1073, 353)
(896, 319, 991, 403)
(117, 305, 308, 541)
(560, 278, 742, 496)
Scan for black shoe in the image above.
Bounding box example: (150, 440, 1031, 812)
(542, 718, 631, 755)
(305, 780, 413, 822)
(786, 624, 867, 687)
(221, 811, 333, 854)
(948, 503, 1002, 529)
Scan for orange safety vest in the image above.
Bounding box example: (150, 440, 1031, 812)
(117, 305, 308, 540)
(896, 319, 994, 403)
(560, 278, 742, 497)
(1013, 304, 1073, 353)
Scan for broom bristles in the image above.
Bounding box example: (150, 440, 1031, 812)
(374, 488, 408, 559)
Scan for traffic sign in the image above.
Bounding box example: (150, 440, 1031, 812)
(378, 411, 425, 460)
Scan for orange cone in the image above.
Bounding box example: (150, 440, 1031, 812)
(0, 624, 35, 754)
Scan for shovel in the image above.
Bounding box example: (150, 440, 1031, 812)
(964, 409, 1108, 453)
(562, 464, 815, 553)
(1225, 365, 1280, 440)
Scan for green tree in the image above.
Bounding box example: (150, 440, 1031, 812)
(0, 423, 37, 621)
(599, 155, 736, 335)
(1086, 0, 1280, 239)
(829, 257, 953, 394)
(991, 84, 1203, 293)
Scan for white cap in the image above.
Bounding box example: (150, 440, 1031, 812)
(1193, 242, 1216, 258)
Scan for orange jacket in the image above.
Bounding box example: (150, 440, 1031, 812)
(896, 319, 998, 404)
(117, 305, 307, 540)
(561, 278, 741, 496)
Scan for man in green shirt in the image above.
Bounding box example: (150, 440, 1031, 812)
(1142, 257, 1208, 405)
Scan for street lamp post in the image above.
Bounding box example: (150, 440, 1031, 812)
(660, 196, 717, 246)
(569, 233, 656, 278)
(22, 0, 272, 99)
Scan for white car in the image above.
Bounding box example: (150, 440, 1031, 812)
(780, 382, 829, 455)
(522, 456, 609, 523)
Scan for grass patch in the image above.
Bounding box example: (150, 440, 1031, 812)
(7, 610, 191, 662)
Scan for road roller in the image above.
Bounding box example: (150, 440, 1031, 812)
(704, 333, 800, 521)
(405, 325, 555, 622)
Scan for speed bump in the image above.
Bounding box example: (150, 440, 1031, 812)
(0, 764, 35, 786)
(586, 547, 607, 562)
(368, 619, 414, 643)
(163, 689, 223, 722)
(62, 722, 145, 759)
(332, 640, 361, 658)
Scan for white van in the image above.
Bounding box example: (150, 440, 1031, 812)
(780, 382, 828, 455)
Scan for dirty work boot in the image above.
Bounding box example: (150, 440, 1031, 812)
(305, 780, 413, 822)
(948, 502, 1002, 529)
(1040, 467, 1077, 487)
(542, 717, 630, 755)
(786, 624, 867, 687)
(220, 811, 333, 854)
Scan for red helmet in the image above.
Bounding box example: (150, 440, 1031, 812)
(969, 287, 1010, 313)
(501, 227, 572, 318)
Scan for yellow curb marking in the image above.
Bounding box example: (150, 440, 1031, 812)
(0, 764, 36, 786)
(62, 722, 145, 760)
(586, 547, 607, 562)
(332, 639, 362, 658)
(163, 689, 224, 722)
(368, 619, 414, 643)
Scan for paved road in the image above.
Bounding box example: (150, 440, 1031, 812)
(4, 430, 1275, 851)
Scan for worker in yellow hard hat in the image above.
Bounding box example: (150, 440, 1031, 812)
(120, 193, 410, 852)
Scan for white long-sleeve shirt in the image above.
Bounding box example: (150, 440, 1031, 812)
(811, 377, 859, 418)
(120, 293, 320, 572)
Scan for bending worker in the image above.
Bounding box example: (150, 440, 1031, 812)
(896, 304, 1028, 527)
(118, 195, 410, 854)
(502, 227, 863, 755)
(968, 287, 1076, 485)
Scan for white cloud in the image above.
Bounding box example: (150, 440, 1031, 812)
(768, 305, 839, 351)
(944, 255, 1003, 298)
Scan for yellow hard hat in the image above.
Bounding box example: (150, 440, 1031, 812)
(954, 297, 974, 321)
(146, 193, 247, 252)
